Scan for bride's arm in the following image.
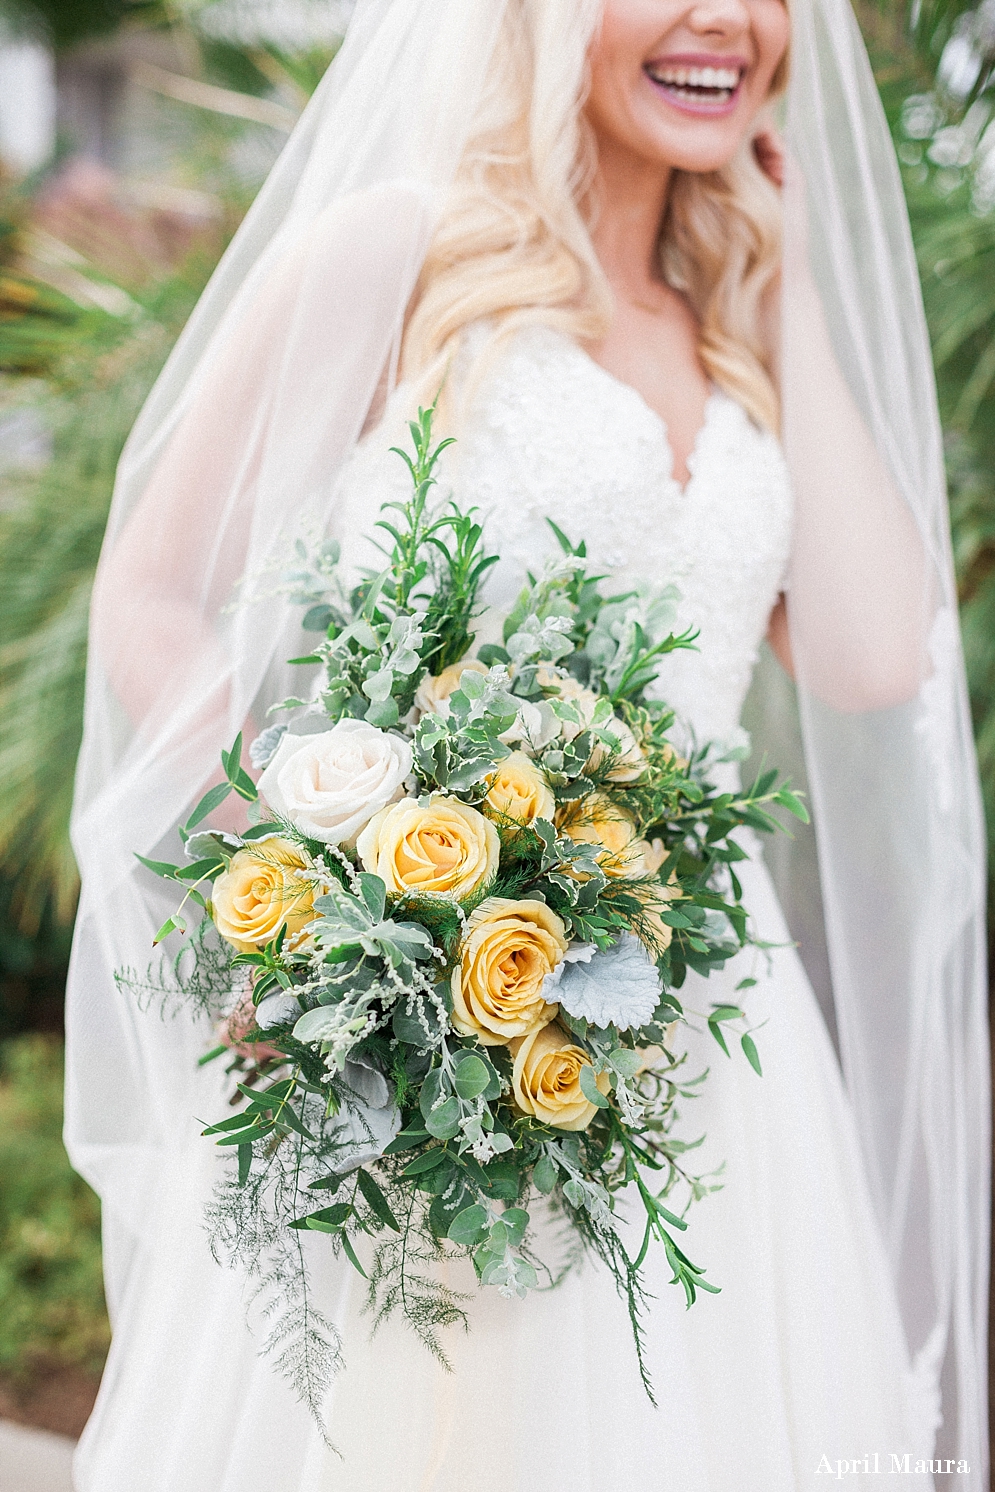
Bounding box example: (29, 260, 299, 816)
(777, 272, 930, 712)
(766, 592, 793, 677)
(759, 134, 930, 712)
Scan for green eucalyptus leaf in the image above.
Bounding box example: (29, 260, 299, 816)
(608, 1048, 642, 1080)
(365, 696, 399, 729)
(356, 1168, 401, 1231)
(479, 1160, 521, 1201)
(501, 1207, 529, 1247)
(402, 1148, 448, 1177)
(740, 1032, 763, 1076)
(476, 643, 510, 666)
(452, 1053, 490, 1100)
(447, 1204, 489, 1246)
(416, 1157, 458, 1195)
(418, 1067, 446, 1120)
(424, 1096, 462, 1140)
(532, 1154, 558, 1194)
(579, 1064, 610, 1108)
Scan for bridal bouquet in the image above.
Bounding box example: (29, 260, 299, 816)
(123, 408, 805, 1418)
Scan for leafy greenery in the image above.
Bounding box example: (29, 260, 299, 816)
(0, 1035, 108, 1383)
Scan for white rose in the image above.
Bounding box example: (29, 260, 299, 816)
(257, 718, 412, 846)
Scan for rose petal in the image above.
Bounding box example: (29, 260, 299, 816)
(257, 718, 412, 845)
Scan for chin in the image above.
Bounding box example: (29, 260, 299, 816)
(659, 141, 745, 174)
(639, 120, 755, 176)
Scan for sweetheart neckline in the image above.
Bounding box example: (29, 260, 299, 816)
(548, 331, 725, 499)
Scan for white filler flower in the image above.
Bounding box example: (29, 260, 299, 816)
(553, 934, 662, 1031)
(257, 718, 412, 845)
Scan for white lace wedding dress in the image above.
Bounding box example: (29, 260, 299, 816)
(75, 326, 932, 1492)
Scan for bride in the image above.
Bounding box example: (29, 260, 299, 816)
(65, 1, 989, 1489)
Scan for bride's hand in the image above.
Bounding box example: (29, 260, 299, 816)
(753, 125, 785, 188)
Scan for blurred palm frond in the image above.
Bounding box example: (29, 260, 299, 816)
(0, 366, 140, 929)
(0, 188, 217, 928)
(0, 0, 168, 50)
(0, 43, 319, 933)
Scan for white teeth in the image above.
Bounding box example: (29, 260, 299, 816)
(651, 63, 741, 92)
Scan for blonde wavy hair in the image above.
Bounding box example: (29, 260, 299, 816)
(401, 0, 787, 434)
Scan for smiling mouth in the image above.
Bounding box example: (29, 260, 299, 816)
(644, 61, 745, 109)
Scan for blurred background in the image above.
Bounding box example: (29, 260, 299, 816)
(0, 0, 992, 1459)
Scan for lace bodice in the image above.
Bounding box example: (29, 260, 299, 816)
(331, 325, 793, 745)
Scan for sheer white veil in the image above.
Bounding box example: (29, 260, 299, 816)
(65, 0, 989, 1477)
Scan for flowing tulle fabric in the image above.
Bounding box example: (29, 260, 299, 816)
(783, 3, 988, 1462)
(65, 0, 988, 1480)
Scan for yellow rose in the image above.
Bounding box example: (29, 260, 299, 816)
(413, 658, 488, 719)
(639, 837, 668, 876)
(593, 715, 646, 783)
(540, 673, 646, 782)
(483, 751, 555, 827)
(635, 1043, 667, 1073)
(636, 1034, 680, 1071)
(211, 838, 315, 953)
(356, 794, 499, 899)
(451, 897, 567, 1045)
(509, 1021, 611, 1131)
(660, 742, 689, 773)
(556, 794, 644, 878)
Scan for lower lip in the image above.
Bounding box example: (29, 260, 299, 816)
(645, 71, 743, 118)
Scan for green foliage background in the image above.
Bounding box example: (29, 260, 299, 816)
(1, 263, 214, 931)
(1, 0, 159, 48)
(0, 1036, 109, 1383)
